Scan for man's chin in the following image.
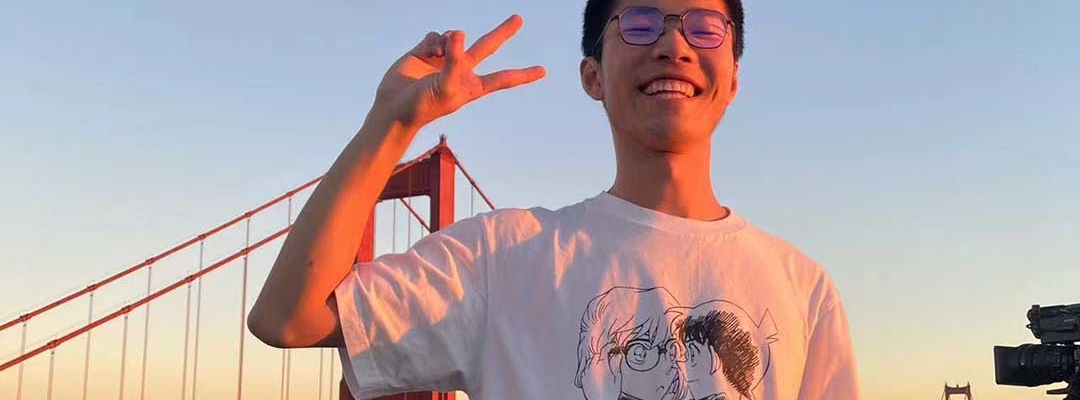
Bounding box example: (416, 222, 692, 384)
(638, 125, 712, 150)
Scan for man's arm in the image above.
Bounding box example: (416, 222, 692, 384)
(246, 15, 545, 349)
(248, 114, 414, 348)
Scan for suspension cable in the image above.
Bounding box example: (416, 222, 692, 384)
(398, 198, 431, 233)
(0, 177, 323, 334)
(2, 145, 448, 340)
(453, 158, 495, 210)
(192, 241, 204, 400)
(0, 226, 290, 373)
(237, 217, 251, 400)
(82, 292, 94, 400)
(17, 321, 26, 400)
(120, 312, 129, 400)
(139, 266, 152, 400)
(47, 346, 56, 400)
(283, 197, 293, 400)
(182, 267, 192, 400)
(1, 141, 487, 385)
(285, 350, 291, 400)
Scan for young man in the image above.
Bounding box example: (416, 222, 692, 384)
(248, 1, 861, 399)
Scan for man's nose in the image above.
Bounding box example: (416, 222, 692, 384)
(650, 20, 696, 63)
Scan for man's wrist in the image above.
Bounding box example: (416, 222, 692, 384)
(358, 107, 421, 149)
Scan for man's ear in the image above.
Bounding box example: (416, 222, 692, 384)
(728, 61, 740, 103)
(580, 57, 604, 101)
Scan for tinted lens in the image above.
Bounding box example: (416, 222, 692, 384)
(618, 7, 664, 45)
(683, 9, 729, 48)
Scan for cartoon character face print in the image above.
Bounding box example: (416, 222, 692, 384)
(575, 288, 778, 400)
(574, 287, 686, 400)
(617, 335, 681, 400)
(669, 301, 778, 400)
(676, 327, 730, 400)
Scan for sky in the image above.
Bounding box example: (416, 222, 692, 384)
(2, 0, 1079, 399)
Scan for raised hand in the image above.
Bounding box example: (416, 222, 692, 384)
(370, 14, 546, 131)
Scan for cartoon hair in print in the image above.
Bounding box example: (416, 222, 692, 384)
(575, 286, 686, 400)
(669, 301, 778, 400)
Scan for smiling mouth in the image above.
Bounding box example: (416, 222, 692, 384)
(639, 78, 701, 99)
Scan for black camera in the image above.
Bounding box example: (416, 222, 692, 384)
(994, 303, 1080, 399)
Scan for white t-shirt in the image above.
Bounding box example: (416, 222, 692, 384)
(335, 192, 860, 400)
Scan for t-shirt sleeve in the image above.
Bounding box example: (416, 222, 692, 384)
(334, 215, 491, 399)
(796, 291, 861, 400)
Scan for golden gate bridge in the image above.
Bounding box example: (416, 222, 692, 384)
(2, 137, 481, 400)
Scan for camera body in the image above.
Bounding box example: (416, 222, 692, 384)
(994, 303, 1080, 398)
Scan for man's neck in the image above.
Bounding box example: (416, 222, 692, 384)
(609, 138, 729, 222)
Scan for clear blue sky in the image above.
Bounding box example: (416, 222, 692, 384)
(2, 1, 1079, 399)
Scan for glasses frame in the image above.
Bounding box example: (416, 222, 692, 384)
(590, 6, 734, 57)
(611, 338, 678, 372)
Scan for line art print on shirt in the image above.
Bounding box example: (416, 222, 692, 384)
(574, 286, 778, 400)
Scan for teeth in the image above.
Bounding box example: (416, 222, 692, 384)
(644, 79, 695, 97)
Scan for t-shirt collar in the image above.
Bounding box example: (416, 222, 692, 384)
(587, 191, 747, 235)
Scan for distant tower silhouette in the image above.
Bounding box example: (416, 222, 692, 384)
(942, 382, 974, 400)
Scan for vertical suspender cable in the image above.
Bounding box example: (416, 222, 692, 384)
(82, 292, 95, 400)
(138, 265, 152, 400)
(17, 321, 26, 400)
(285, 350, 291, 400)
(283, 197, 293, 400)
(279, 334, 286, 400)
(238, 217, 251, 400)
(182, 263, 193, 400)
(120, 312, 130, 400)
(192, 241, 205, 400)
(46, 346, 56, 400)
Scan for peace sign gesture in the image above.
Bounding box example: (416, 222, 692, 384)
(371, 14, 547, 131)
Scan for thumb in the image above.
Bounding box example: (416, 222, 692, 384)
(409, 31, 446, 60)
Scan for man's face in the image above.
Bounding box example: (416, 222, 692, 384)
(583, 0, 739, 152)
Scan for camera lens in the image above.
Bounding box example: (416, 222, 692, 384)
(994, 344, 1077, 386)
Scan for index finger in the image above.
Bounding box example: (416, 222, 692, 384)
(466, 14, 524, 64)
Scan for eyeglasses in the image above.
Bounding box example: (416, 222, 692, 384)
(612, 338, 678, 372)
(591, 6, 734, 57)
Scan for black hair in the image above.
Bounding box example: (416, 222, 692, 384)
(682, 309, 760, 399)
(581, 0, 745, 62)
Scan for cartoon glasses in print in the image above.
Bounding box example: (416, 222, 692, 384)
(610, 338, 679, 372)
